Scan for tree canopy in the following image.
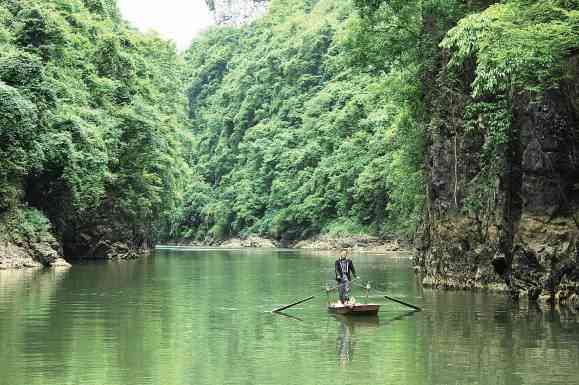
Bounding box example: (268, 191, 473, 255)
(0, 0, 191, 256)
(177, 0, 427, 242)
(2, 0, 577, 255)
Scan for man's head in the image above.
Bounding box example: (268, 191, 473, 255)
(339, 249, 348, 259)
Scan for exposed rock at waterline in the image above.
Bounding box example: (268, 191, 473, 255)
(169, 235, 409, 253)
(416, 57, 579, 304)
(0, 239, 70, 270)
(293, 236, 407, 253)
(220, 236, 279, 248)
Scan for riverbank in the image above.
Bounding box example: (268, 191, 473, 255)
(0, 209, 71, 270)
(1, 233, 408, 270)
(165, 235, 410, 254)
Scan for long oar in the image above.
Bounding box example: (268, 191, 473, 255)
(271, 295, 316, 313)
(383, 294, 422, 311)
(271, 282, 344, 313)
(351, 278, 422, 311)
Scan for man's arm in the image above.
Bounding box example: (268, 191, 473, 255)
(349, 260, 357, 278)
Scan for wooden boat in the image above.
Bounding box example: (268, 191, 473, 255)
(328, 302, 380, 316)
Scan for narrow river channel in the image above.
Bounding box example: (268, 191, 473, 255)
(1, 248, 578, 385)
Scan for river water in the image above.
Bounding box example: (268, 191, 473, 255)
(0, 248, 578, 385)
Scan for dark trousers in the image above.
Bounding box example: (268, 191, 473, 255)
(338, 275, 350, 303)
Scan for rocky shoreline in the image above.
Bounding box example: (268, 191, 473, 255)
(0, 238, 70, 270)
(415, 214, 579, 309)
(1, 233, 412, 270)
(166, 235, 410, 254)
(3, 229, 578, 311)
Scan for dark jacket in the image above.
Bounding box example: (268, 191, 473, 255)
(335, 258, 356, 282)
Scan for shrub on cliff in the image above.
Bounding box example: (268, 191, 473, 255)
(0, 82, 40, 212)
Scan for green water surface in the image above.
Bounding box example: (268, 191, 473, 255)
(0, 248, 578, 385)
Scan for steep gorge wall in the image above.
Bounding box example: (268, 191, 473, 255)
(416, 55, 579, 303)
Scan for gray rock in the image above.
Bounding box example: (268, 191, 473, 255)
(211, 0, 269, 26)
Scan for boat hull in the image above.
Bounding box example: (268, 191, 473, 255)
(328, 303, 380, 316)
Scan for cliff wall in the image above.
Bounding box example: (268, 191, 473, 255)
(207, 0, 269, 26)
(416, 55, 579, 303)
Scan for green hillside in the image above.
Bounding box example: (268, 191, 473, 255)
(0, 0, 191, 258)
(178, 0, 427, 242)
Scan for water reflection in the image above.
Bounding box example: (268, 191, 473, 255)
(335, 315, 379, 367)
(0, 266, 71, 384)
(334, 311, 418, 367)
(1, 251, 578, 385)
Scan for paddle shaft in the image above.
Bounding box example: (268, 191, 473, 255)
(271, 295, 315, 313)
(271, 283, 342, 313)
(351, 278, 421, 311)
(384, 294, 422, 311)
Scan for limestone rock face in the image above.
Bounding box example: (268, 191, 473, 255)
(0, 239, 70, 269)
(0, 241, 42, 269)
(416, 54, 579, 302)
(210, 0, 269, 26)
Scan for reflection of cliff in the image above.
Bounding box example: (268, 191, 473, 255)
(420, 289, 579, 385)
(0, 259, 167, 385)
(0, 267, 70, 380)
(207, 0, 269, 26)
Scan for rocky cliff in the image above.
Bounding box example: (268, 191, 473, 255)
(0, 212, 70, 270)
(206, 0, 269, 26)
(0, 240, 70, 269)
(415, 54, 579, 305)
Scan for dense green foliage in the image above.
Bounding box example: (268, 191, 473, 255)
(178, 0, 578, 243)
(2, 0, 578, 254)
(443, 0, 579, 98)
(0, 0, 191, 255)
(179, 0, 429, 241)
(441, 0, 579, 147)
(440, 0, 579, 221)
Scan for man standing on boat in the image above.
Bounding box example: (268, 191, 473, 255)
(335, 248, 357, 304)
